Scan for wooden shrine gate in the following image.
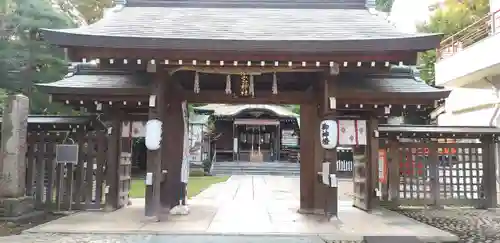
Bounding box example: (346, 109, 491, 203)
(376, 125, 499, 209)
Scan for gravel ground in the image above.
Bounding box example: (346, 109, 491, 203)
(0, 213, 62, 237)
(393, 207, 500, 243)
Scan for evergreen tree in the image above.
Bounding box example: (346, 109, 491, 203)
(0, 0, 75, 114)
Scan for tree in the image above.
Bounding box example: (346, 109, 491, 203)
(417, 0, 490, 85)
(67, 0, 112, 24)
(0, 0, 76, 114)
(376, 0, 395, 12)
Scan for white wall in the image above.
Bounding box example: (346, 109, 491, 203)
(492, 0, 500, 12)
(438, 88, 499, 126)
(435, 33, 500, 87)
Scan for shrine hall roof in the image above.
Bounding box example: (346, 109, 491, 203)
(40, 0, 442, 52)
(193, 104, 299, 118)
(0, 115, 104, 131)
(36, 66, 450, 101)
(36, 68, 151, 95)
(335, 67, 450, 100)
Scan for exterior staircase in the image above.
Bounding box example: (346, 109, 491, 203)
(211, 161, 300, 176)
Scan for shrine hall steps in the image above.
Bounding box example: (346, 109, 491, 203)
(211, 162, 300, 176)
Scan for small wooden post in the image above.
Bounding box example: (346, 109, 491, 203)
(387, 138, 400, 208)
(105, 115, 121, 211)
(482, 136, 497, 208)
(428, 141, 439, 207)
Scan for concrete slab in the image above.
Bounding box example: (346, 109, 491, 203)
(26, 175, 458, 242)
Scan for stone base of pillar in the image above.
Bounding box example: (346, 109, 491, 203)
(297, 208, 324, 215)
(0, 196, 40, 221)
(103, 204, 116, 212)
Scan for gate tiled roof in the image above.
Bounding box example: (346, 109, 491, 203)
(41, 0, 442, 52)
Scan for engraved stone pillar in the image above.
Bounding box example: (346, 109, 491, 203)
(0, 94, 29, 198)
(0, 94, 34, 219)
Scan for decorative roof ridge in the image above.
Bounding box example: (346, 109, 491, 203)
(354, 66, 416, 80)
(26, 115, 94, 118)
(358, 66, 449, 91)
(65, 63, 137, 78)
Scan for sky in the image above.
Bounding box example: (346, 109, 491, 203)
(388, 0, 443, 33)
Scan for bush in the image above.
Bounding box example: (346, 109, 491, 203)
(189, 169, 205, 177)
(202, 158, 212, 173)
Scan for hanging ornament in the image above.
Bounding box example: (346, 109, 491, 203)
(272, 72, 278, 95)
(194, 72, 200, 93)
(249, 75, 255, 97)
(225, 75, 232, 94)
(240, 73, 249, 96)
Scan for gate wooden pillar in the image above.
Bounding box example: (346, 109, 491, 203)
(299, 73, 338, 215)
(367, 117, 379, 209)
(145, 71, 166, 217)
(299, 102, 316, 212)
(160, 74, 185, 208)
(317, 74, 338, 216)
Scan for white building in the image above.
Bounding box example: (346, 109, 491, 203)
(435, 0, 500, 127)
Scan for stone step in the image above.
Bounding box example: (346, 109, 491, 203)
(213, 167, 300, 171)
(214, 163, 299, 167)
(216, 162, 299, 166)
(212, 170, 300, 176)
(212, 166, 300, 169)
(213, 166, 300, 170)
(211, 162, 301, 176)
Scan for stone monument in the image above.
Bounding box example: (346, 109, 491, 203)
(0, 94, 34, 219)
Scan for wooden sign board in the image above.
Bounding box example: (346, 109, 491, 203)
(56, 144, 79, 164)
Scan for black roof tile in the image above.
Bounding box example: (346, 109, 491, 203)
(37, 66, 450, 101)
(0, 116, 105, 131)
(36, 68, 151, 95)
(335, 67, 450, 100)
(41, 5, 441, 52)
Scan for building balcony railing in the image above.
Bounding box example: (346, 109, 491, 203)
(438, 9, 500, 60)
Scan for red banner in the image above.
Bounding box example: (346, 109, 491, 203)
(378, 149, 388, 184)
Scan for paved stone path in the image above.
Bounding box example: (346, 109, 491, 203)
(0, 233, 438, 243)
(9, 175, 458, 242)
(0, 234, 331, 243)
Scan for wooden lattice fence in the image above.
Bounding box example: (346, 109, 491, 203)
(25, 130, 108, 211)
